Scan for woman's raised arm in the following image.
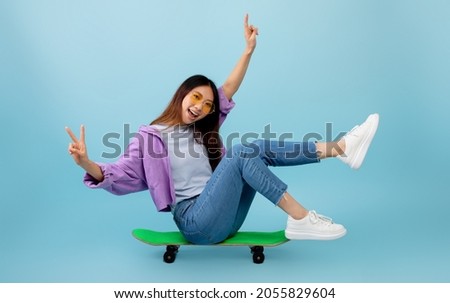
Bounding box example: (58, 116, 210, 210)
(222, 14, 259, 100)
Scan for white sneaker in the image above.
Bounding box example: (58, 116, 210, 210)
(285, 211, 347, 240)
(337, 113, 379, 170)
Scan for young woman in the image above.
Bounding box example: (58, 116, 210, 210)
(66, 15, 379, 244)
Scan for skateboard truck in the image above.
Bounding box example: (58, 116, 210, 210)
(162, 245, 266, 264)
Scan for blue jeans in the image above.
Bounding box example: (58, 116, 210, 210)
(172, 139, 320, 244)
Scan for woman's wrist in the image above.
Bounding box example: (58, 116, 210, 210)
(80, 160, 104, 181)
(79, 158, 93, 170)
(245, 46, 255, 55)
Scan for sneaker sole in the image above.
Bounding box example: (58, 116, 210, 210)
(285, 229, 347, 241)
(349, 113, 379, 169)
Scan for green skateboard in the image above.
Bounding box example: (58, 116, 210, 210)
(132, 229, 289, 264)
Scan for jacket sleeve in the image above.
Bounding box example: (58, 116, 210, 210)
(83, 133, 148, 195)
(217, 86, 235, 126)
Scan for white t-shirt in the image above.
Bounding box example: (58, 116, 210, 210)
(154, 124, 212, 203)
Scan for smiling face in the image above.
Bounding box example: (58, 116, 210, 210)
(181, 85, 215, 125)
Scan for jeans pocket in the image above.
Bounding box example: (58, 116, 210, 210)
(173, 198, 196, 221)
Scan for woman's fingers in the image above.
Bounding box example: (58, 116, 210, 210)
(66, 125, 88, 166)
(251, 25, 259, 36)
(244, 14, 258, 42)
(65, 125, 86, 144)
(248, 26, 258, 39)
(80, 125, 85, 143)
(68, 143, 79, 154)
(244, 14, 251, 33)
(65, 126, 79, 143)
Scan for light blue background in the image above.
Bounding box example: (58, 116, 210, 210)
(1, 0, 449, 282)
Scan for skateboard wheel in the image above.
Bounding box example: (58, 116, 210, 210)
(250, 246, 265, 264)
(163, 251, 176, 263)
(163, 245, 179, 263)
(253, 252, 265, 264)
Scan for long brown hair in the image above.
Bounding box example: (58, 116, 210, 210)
(150, 75, 223, 170)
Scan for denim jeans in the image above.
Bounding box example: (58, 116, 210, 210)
(172, 139, 320, 244)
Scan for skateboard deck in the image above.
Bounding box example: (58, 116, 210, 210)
(132, 229, 289, 264)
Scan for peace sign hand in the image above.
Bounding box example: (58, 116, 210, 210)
(65, 125, 89, 167)
(244, 14, 259, 53)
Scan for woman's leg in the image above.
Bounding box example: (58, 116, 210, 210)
(316, 113, 379, 163)
(284, 113, 380, 239)
(173, 113, 379, 243)
(173, 140, 320, 244)
(228, 182, 257, 235)
(277, 192, 309, 219)
(315, 140, 345, 159)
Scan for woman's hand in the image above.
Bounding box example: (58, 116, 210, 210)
(66, 125, 89, 167)
(65, 125, 104, 181)
(244, 14, 259, 54)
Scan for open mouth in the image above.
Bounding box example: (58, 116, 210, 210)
(188, 108, 200, 119)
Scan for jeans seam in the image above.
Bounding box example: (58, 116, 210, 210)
(243, 155, 287, 204)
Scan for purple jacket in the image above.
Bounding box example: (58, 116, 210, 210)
(84, 87, 235, 212)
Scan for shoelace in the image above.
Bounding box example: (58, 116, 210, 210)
(309, 210, 334, 226)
